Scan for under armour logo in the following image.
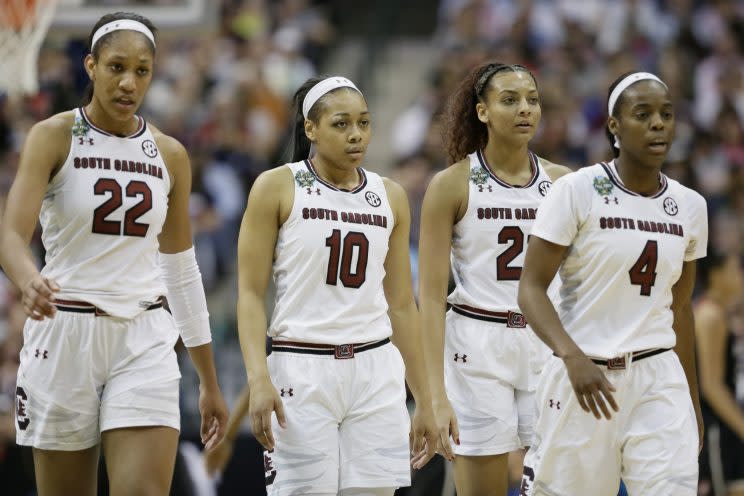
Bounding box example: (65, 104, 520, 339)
(477, 185, 493, 193)
(549, 399, 560, 409)
(454, 353, 467, 363)
(307, 187, 321, 195)
(34, 349, 48, 359)
(79, 137, 94, 145)
(604, 196, 619, 205)
(280, 388, 293, 397)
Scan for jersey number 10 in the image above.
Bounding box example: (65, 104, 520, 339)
(325, 230, 369, 288)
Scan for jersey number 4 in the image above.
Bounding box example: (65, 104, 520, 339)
(325, 230, 369, 288)
(92, 178, 152, 237)
(629, 240, 658, 296)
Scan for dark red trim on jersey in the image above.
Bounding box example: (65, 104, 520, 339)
(476, 150, 540, 189)
(79, 107, 147, 139)
(271, 337, 390, 358)
(600, 161, 668, 199)
(451, 304, 527, 328)
(304, 160, 367, 193)
(54, 297, 164, 316)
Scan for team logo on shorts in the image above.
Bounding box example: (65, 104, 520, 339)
(264, 450, 277, 485)
(663, 196, 678, 216)
(15, 387, 30, 431)
(538, 180, 552, 197)
(141, 140, 158, 158)
(365, 191, 382, 207)
(470, 166, 489, 186)
(593, 176, 614, 196)
(520, 466, 535, 496)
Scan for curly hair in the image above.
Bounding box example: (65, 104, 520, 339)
(442, 62, 535, 164)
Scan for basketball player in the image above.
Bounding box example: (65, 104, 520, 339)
(517, 72, 707, 495)
(417, 62, 571, 495)
(0, 12, 228, 496)
(236, 76, 440, 496)
(696, 253, 744, 496)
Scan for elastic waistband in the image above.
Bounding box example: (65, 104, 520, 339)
(271, 338, 390, 359)
(451, 304, 527, 328)
(554, 348, 672, 370)
(53, 297, 165, 317)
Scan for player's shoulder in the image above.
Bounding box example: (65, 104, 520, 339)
(663, 175, 707, 211)
(381, 176, 407, 204)
(536, 156, 573, 182)
(29, 110, 76, 142)
(148, 123, 187, 161)
(253, 163, 295, 192)
(427, 158, 470, 191)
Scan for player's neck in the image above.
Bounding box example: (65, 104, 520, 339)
(84, 102, 139, 137)
(613, 157, 661, 196)
(482, 141, 530, 177)
(310, 156, 361, 190)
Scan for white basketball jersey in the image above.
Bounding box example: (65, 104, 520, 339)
(39, 108, 169, 319)
(269, 161, 394, 344)
(531, 160, 708, 358)
(447, 150, 557, 313)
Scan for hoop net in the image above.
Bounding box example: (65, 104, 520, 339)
(0, 0, 58, 97)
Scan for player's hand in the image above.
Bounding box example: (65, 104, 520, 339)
(199, 383, 229, 451)
(248, 377, 286, 451)
(204, 436, 234, 477)
(409, 403, 441, 469)
(431, 396, 458, 461)
(21, 275, 59, 320)
(563, 354, 618, 420)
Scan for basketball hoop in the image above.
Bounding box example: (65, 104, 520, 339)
(0, 0, 58, 97)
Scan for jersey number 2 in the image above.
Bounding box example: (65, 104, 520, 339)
(497, 226, 524, 280)
(325, 230, 369, 288)
(629, 240, 658, 296)
(92, 178, 152, 237)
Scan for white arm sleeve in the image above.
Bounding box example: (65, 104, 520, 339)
(684, 191, 708, 262)
(531, 173, 590, 247)
(159, 247, 212, 347)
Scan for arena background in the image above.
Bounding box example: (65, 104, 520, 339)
(1, 1, 743, 495)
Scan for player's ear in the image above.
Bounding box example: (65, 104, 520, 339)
(84, 54, 96, 81)
(607, 116, 619, 138)
(304, 119, 317, 143)
(476, 101, 489, 124)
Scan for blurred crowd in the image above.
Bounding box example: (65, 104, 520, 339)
(0, 0, 743, 494)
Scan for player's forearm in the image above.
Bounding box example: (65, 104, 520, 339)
(237, 293, 271, 385)
(419, 295, 448, 403)
(186, 342, 221, 391)
(0, 229, 41, 290)
(518, 280, 583, 359)
(390, 303, 433, 406)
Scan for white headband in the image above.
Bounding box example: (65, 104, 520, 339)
(302, 77, 361, 119)
(607, 72, 667, 116)
(91, 19, 156, 50)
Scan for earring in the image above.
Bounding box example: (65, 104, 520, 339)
(613, 135, 621, 149)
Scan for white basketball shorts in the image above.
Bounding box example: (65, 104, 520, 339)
(444, 309, 551, 456)
(263, 340, 411, 496)
(521, 350, 698, 496)
(15, 306, 181, 451)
